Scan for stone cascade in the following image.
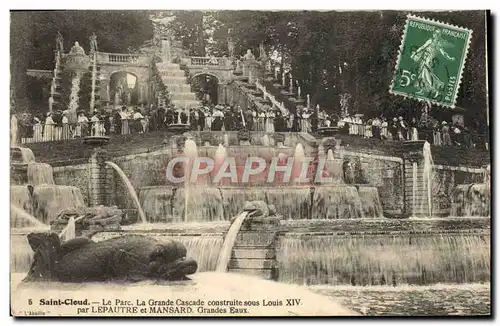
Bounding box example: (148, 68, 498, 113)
(10, 146, 85, 225)
(402, 141, 432, 217)
(155, 62, 201, 109)
(228, 215, 280, 280)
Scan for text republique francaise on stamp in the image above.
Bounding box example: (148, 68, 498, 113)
(390, 15, 473, 108)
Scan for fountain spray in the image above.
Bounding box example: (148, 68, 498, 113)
(421, 141, 434, 218)
(183, 139, 198, 222)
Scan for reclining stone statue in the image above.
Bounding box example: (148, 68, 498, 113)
(23, 232, 197, 283)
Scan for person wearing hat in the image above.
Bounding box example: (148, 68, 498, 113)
(390, 117, 398, 140)
(397, 116, 407, 141)
(113, 108, 122, 135)
(211, 106, 224, 131)
(432, 118, 441, 146)
(266, 107, 275, 133)
(442, 121, 451, 146)
(61, 111, 70, 140)
(43, 112, 55, 142)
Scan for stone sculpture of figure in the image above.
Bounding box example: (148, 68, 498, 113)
(243, 49, 255, 61)
(114, 87, 123, 106)
(69, 41, 85, 55)
(227, 36, 235, 58)
(89, 32, 98, 54)
(259, 43, 267, 61)
(23, 232, 198, 283)
(56, 31, 64, 53)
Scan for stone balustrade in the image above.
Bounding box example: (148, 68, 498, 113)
(96, 52, 151, 65)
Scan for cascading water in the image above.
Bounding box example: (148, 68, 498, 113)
(450, 164, 490, 217)
(213, 144, 227, 179)
(358, 187, 384, 218)
(311, 187, 364, 219)
(139, 186, 175, 222)
(215, 211, 248, 272)
(32, 185, 85, 224)
(27, 163, 55, 185)
(262, 134, 270, 147)
(183, 139, 197, 221)
(421, 141, 433, 217)
(325, 149, 344, 183)
(451, 184, 490, 217)
(105, 161, 147, 224)
(11, 205, 49, 229)
(172, 187, 225, 222)
(17, 147, 35, 163)
(277, 233, 490, 286)
(11, 114, 18, 147)
(68, 75, 81, 120)
(11, 185, 33, 215)
(60, 216, 76, 242)
(220, 188, 267, 220)
(264, 187, 312, 220)
(10, 206, 49, 272)
(173, 235, 224, 272)
(291, 143, 305, 183)
(411, 141, 434, 217)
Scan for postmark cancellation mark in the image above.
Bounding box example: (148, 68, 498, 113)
(390, 14, 473, 108)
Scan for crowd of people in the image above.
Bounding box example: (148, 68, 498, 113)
(317, 111, 489, 149)
(15, 103, 319, 143)
(14, 104, 488, 150)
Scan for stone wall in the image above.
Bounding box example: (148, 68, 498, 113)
(50, 136, 487, 218)
(344, 152, 404, 214)
(432, 165, 484, 214)
(53, 164, 89, 205)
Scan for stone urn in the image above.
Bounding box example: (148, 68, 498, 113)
(322, 137, 337, 155)
(176, 136, 187, 153)
(273, 133, 286, 147)
(237, 129, 251, 145)
(200, 131, 213, 147)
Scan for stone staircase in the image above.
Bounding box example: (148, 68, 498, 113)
(233, 70, 308, 116)
(227, 218, 279, 280)
(155, 62, 201, 109)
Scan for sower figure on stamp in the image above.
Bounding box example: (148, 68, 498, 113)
(410, 28, 455, 99)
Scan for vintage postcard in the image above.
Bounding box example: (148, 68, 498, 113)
(10, 10, 490, 317)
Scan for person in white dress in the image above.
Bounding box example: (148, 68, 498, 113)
(76, 112, 89, 138)
(61, 111, 70, 140)
(32, 116, 42, 143)
(43, 113, 55, 142)
(265, 110, 275, 133)
(205, 107, 212, 130)
(120, 107, 130, 135)
(257, 110, 266, 131)
(91, 112, 103, 136)
(301, 110, 311, 132)
(133, 109, 145, 133)
(381, 118, 388, 139)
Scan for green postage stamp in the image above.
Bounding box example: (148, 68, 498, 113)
(390, 14, 473, 108)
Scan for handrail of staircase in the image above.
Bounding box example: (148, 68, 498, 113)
(188, 56, 231, 67)
(95, 52, 151, 64)
(254, 79, 289, 116)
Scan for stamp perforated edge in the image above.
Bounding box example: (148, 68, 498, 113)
(388, 14, 473, 108)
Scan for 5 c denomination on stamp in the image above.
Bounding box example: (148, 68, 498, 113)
(390, 14, 473, 108)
